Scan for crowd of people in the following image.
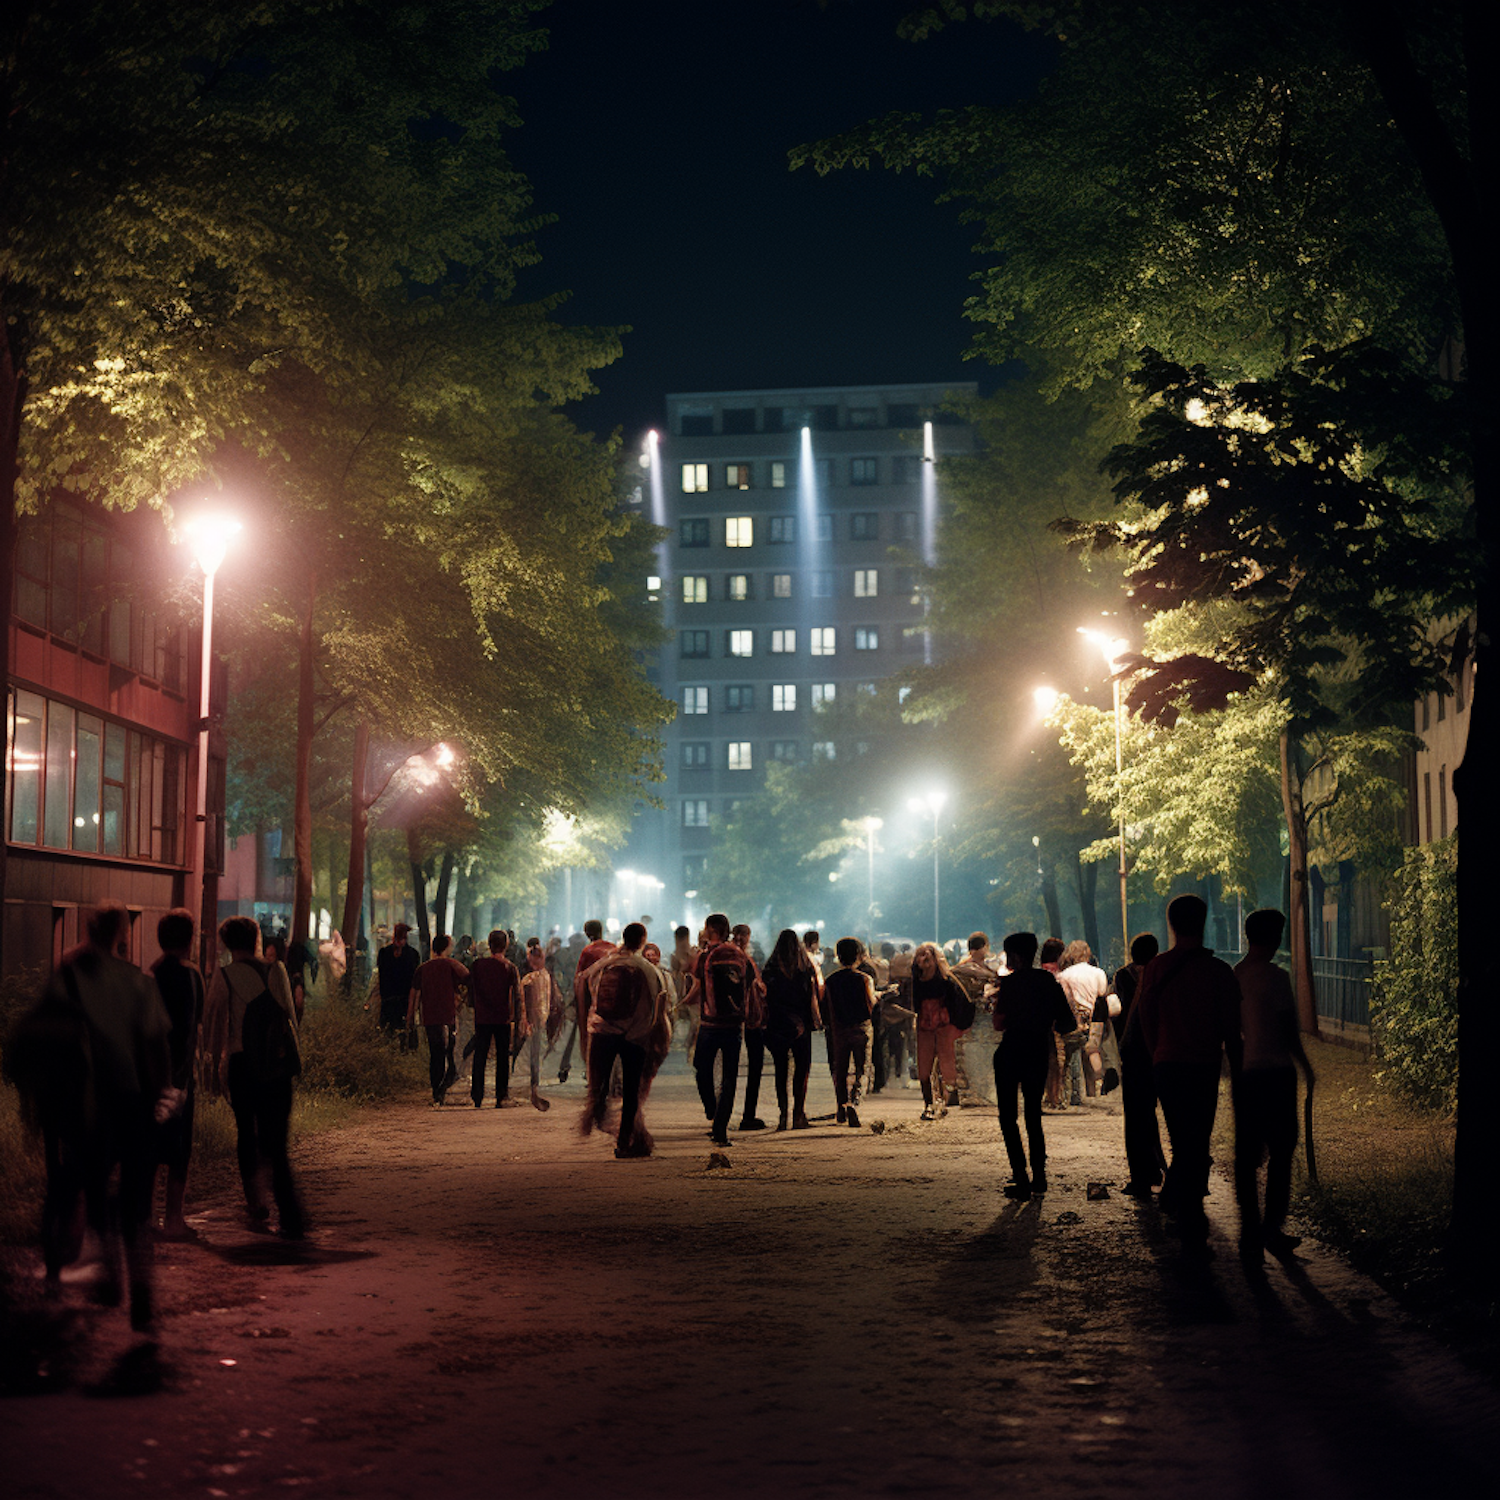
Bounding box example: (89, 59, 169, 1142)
(3, 886, 1314, 1365)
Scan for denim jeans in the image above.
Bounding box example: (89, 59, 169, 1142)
(694, 1026, 742, 1139)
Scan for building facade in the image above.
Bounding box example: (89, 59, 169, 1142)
(622, 382, 975, 927)
(5, 499, 225, 976)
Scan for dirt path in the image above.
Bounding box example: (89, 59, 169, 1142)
(6, 1053, 1498, 1499)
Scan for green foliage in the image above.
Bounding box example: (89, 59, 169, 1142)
(1371, 835, 1459, 1113)
(295, 995, 422, 1103)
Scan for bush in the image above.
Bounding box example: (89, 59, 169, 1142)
(295, 994, 421, 1102)
(1370, 834, 1458, 1112)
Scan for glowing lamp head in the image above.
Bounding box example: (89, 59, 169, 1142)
(1033, 686, 1060, 715)
(183, 513, 242, 577)
(861, 815, 884, 835)
(434, 742, 455, 769)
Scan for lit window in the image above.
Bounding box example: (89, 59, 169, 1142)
(812, 571, 833, 598)
(682, 687, 709, 715)
(646, 575, 661, 599)
(769, 516, 796, 544)
(770, 740, 798, 761)
(812, 683, 836, 708)
(771, 629, 796, 654)
(728, 573, 752, 601)
(851, 513, 879, 540)
(725, 685, 754, 712)
(772, 573, 793, 598)
(810, 628, 835, 656)
(680, 518, 710, 547)
(728, 629, 753, 658)
(682, 742, 709, 769)
(855, 627, 880, 651)
(683, 798, 711, 827)
(682, 463, 710, 493)
(857, 682, 877, 696)
(854, 569, 877, 598)
(848, 407, 879, 429)
(682, 575, 708, 604)
(725, 516, 753, 548)
(725, 463, 752, 490)
(813, 741, 836, 761)
(680, 630, 710, 658)
(850, 457, 878, 485)
(772, 684, 797, 712)
(728, 741, 753, 771)
(770, 461, 788, 489)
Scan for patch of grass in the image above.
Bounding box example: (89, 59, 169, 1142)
(295, 993, 425, 1102)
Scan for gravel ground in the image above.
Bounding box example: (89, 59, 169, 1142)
(5, 1049, 1498, 1499)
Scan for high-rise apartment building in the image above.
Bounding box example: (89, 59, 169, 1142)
(622, 382, 976, 926)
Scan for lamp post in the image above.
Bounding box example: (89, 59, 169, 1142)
(1079, 627, 1131, 962)
(907, 791, 946, 944)
(861, 816, 883, 950)
(183, 514, 241, 971)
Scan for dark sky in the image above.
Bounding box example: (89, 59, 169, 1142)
(507, 0, 1053, 442)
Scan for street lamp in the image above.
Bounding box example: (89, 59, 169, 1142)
(861, 815, 884, 951)
(1032, 685, 1060, 716)
(1079, 626, 1131, 962)
(907, 791, 946, 944)
(183, 512, 241, 970)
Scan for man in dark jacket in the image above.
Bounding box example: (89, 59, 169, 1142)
(468, 930, 521, 1108)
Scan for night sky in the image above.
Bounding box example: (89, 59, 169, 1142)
(508, 0, 1054, 442)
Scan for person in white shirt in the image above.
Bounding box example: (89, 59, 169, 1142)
(1056, 941, 1109, 1104)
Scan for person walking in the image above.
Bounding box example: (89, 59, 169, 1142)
(1057, 941, 1109, 1104)
(405, 934, 469, 1107)
(1115, 932, 1166, 1197)
(952, 932, 1000, 1107)
(761, 928, 822, 1130)
(686, 913, 754, 1146)
(148, 908, 204, 1240)
(911, 942, 972, 1121)
(1233, 909, 1315, 1265)
(374, 923, 420, 1040)
(1039, 937, 1069, 1110)
(732, 923, 769, 1131)
(582, 923, 668, 1158)
(468, 930, 521, 1108)
(991, 932, 1078, 1200)
(825, 938, 877, 1128)
(203, 915, 304, 1239)
(518, 944, 560, 1111)
(568, 920, 616, 1078)
(1135, 894, 1243, 1261)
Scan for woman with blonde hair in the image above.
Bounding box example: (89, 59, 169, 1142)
(911, 942, 973, 1121)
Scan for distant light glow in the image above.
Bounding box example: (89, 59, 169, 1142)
(435, 743, 455, 768)
(182, 512, 243, 577)
(1033, 686, 1060, 715)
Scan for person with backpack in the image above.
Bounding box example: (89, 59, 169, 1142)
(582, 923, 668, 1158)
(825, 937, 878, 1128)
(405, 934, 470, 1107)
(203, 915, 304, 1238)
(761, 928, 822, 1130)
(685, 912, 756, 1146)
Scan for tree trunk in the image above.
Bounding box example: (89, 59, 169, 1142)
(0, 316, 28, 977)
(340, 720, 370, 957)
(1071, 851, 1101, 959)
(291, 573, 317, 946)
(1041, 866, 1063, 941)
(407, 825, 432, 957)
(1278, 729, 1320, 1035)
(453, 861, 475, 943)
(434, 850, 455, 940)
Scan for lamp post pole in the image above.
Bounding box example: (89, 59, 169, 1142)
(908, 792, 946, 944)
(861, 816, 883, 951)
(185, 516, 240, 972)
(1080, 627, 1131, 964)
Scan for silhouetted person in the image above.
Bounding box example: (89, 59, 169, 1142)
(1135, 894, 1242, 1260)
(468, 929, 521, 1108)
(991, 932, 1077, 1200)
(204, 916, 304, 1237)
(732, 923, 768, 1130)
(1115, 931, 1166, 1197)
(582, 922, 667, 1157)
(761, 928, 822, 1129)
(1233, 908, 1315, 1265)
(406, 934, 468, 1106)
(375, 923, 419, 1040)
(149, 907, 204, 1239)
(686, 913, 753, 1145)
(825, 937, 877, 1128)
(569, 919, 616, 1079)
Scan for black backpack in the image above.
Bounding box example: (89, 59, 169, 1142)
(237, 961, 301, 1085)
(701, 943, 751, 1026)
(592, 958, 652, 1026)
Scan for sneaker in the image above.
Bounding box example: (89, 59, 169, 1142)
(739, 1117, 768, 1131)
(1003, 1182, 1032, 1202)
(558, 1068, 570, 1084)
(473, 1099, 483, 1109)
(846, 1104, 861, 1128)
(430, 1099, 444, 1109)
(710, 1134, 732, 1148)
(792, 1113, 812, 1130)
(1263, 1229, 1303, 1258)
(919, 1106, 936, 1122)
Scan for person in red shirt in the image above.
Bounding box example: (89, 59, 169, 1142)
(406, 935, 470, 1107)
(467, 930, 521, 1109)
(571, 919, 616, 1072)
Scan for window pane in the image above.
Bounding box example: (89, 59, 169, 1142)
(43, 700, 74, 847)
(80, 531, 108, 654)
(72, 713, 103, 851)
(49, 508, 81, 641)
(9, 690, 44, 843)
(15, 517, 49, 628)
